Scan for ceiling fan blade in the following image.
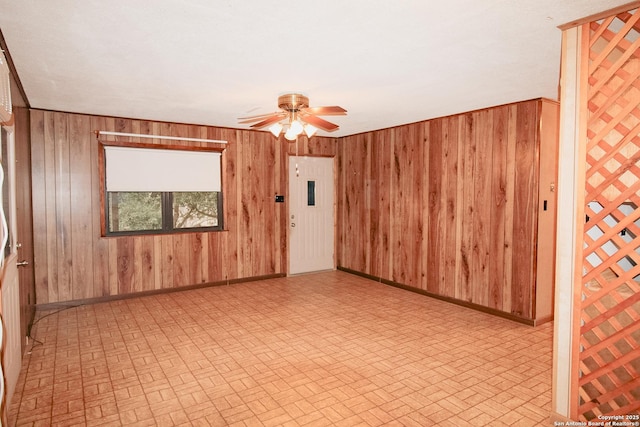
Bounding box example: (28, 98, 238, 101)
(238, 112, 282, 124)
(302, 106, 347, 116)
(250, 113, 288, 129)
(300, 114, 340, 132)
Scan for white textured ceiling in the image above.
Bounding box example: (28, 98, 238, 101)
(0, 0, 633, 137)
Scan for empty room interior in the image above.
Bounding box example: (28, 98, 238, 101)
(0, 1, 638, 425)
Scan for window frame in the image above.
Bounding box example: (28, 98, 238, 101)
(99, 141, 224, 237)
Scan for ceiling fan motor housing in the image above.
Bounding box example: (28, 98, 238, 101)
(278, 93, 309, 112)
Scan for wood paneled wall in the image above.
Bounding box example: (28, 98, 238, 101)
(28, 102, 553, 318)
(337, 99, 556, 320)
(29, 109, 336, 304)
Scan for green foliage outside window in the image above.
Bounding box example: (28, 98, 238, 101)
(108, 191, 220, 234)
(173, 192, 218, 228)
(108, 192, 162, 232)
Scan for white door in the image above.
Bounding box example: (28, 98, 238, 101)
(288, 156, 334, 275)
(0, 125, 21, 421)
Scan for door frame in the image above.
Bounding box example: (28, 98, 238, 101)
(287, 154, 337, 275)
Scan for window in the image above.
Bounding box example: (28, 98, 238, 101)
(307, 180, 316, 206)
(102, 144, 223, 235)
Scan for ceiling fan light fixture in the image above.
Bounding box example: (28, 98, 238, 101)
(304, 124, 317, 138)
(284, 127, 298, 141)
(268, 122, 283, 137)
(289, 119, 303, 135)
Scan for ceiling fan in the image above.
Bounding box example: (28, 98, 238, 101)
(238, 93, 347, 140)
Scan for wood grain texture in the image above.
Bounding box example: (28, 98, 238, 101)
(488, 106, 509, 311)
(511, 102, 538, 317)
(30, 111, 308, 304)
(575, 8, 640, 419)
(458, 112, 476, 304)
(337, 99, 558, 321)
(69, 113, 93, 301)
(14, 107, 36, 353)
(371, 129, 392, 279)
(472, 108, 492, 308)
(444, 116, 460, 299)
(427, 119, 444, 294)
(26, 102, 554, 321)
(30, 110, 48, 304)
(90, 116, 110, 298)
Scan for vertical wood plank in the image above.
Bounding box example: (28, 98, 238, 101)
(140, 235, 155, 291)
(108, 238, 118, 296)
(336, 137, 344, 268)
(488, 106, 509, 311)
(387, 128, 396, 282)
(380, 129, 393, 280)
(364, 133, 372, 273)
(503, 105, 518, 313)
(511, 101, 538, 318)
(30, 110, 49, 304)
(391, 128, 406, 284)
(53, 112, 72, 302)
(342, 133, 368, 272)
(116, 237, 133, 294)
(444, 116, 460, 299)
(207, 231, 223, 281)
(413, 123, 426, 289)
(223, 128, 238, 280)
(419, 121, 430, 292)
(427, 119, 443, 294)
(472, 109, 493, 307)
(153, 235, 163, 290)
(370, 130, 389, 278)
(458, 113, 475, 303)
(43, 111, 59, 302)
(173, 233, 189, 288)
(161, 235, 174, 289)
(354, 134, 368, 272)
(133, 237, 143, 292)
(256, 131, 276, 275)
(191, 233, 204, 284)
(91, 116, 110, 297)
(239, 131, 252, 277)
(69, 114, 93, 300)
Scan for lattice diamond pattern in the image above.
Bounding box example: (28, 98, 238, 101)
(579, 8, 640, 421)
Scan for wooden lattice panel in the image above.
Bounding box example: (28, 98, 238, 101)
(579, 7, 640, 420)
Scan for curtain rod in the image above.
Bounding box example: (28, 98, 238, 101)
(96, 130, 227, 144)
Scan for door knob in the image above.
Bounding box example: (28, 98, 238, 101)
(16, 260, 29, 267)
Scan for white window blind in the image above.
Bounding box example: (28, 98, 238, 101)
(104, 146, 221, 192)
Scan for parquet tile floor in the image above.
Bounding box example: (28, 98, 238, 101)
(8, 271, 553, 426)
